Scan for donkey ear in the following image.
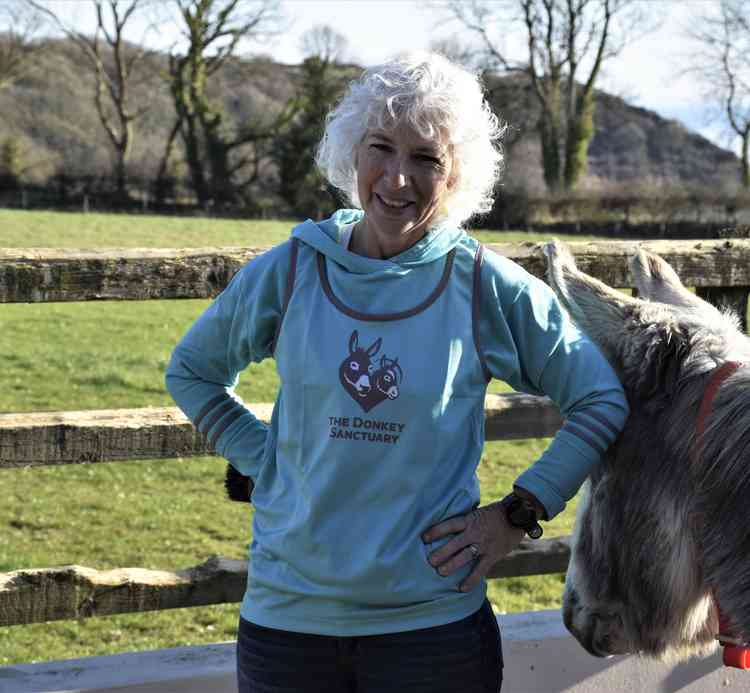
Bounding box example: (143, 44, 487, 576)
(630, 249, 705, 311)
(544, 240, 640, 364)
(349, 330, 359, 353)
(366, 338, 382, 357)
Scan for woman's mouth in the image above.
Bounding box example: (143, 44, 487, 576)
(375, 193, 413, 210)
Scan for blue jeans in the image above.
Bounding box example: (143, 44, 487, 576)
(236, 598, 503, 692)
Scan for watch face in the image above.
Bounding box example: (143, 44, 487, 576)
(528, 524, 543, 539)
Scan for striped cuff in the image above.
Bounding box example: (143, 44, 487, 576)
(561, 409, 620, 457)
(194, 393, 248, 449)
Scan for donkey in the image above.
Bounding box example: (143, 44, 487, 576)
(339, 330, 381, 400)
(544, 241, 750, 663)
(373, 355, 403, 401)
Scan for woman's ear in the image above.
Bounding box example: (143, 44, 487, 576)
(447, 156, 459, 191)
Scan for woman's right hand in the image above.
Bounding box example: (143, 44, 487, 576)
(422, 501, 524, 593)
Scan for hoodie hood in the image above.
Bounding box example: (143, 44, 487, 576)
(291, 209, 466, 275)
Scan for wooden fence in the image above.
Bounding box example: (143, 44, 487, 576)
(1, 239, 749, 631)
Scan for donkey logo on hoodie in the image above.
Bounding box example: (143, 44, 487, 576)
(339, 330, 403, 412)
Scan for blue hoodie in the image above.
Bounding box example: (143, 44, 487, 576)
(165, 210, 628, 635)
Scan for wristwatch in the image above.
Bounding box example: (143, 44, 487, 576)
(500, 492, 544, 539)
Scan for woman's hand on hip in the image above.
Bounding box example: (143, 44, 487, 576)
(421, 502, 524, 593)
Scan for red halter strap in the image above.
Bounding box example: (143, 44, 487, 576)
(695, 361, 742, 453)
(694, 361, 749, 669)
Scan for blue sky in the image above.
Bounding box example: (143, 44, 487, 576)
(50, 0, 735, 154)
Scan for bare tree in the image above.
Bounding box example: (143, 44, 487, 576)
(0, 0, 47, 91)
(442, 0, 648, 192)
(164, 0, 294, 210)
(30, 0, 154, 200)
(300, 24, 349, 64)
(686, 0, 750, 188)
(428, 36, 482, 70)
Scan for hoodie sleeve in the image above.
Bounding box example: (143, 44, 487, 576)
(478, 249, 629, 519)
(164, 241, 292, 480)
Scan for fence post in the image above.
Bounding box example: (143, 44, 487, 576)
(696, 286, 749, 332)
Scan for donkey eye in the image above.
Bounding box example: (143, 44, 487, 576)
(350, 361, 359, 371)
(385, 375, 392, 383)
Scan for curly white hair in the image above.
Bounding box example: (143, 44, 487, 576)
(315, 51, 505, 227)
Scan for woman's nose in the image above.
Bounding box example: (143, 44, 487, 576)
(384, 158, 408, 189)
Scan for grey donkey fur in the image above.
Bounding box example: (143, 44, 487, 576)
(544, 241, 750, 662)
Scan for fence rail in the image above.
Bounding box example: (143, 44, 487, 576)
(2, 239, 750, 303)
(1, 238, 748, 630)
(0, 539, 572, 627)
(0, 394, 560, 468)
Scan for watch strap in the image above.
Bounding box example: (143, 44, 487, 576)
(501, 492, 544, 539)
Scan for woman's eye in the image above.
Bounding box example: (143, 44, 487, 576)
(370, 143, 390, 152)
(418, 155, 441, 165)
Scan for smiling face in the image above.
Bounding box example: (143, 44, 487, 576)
(354, 121, 456, 258)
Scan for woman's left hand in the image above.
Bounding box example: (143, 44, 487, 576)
(421, 501, 525, 593)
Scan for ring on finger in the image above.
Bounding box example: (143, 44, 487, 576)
(468, 543, 480, 558)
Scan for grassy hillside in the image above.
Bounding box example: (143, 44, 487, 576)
(1, 211, 604, 665)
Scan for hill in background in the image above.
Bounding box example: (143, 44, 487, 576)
(482, 73, 740, 195)
(0, 38, 742, 205)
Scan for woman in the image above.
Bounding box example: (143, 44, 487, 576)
(165, 52, 628, 693)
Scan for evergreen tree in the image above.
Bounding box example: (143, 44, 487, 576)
(273, 55, 348, 218)
(0, 136, 24, 189)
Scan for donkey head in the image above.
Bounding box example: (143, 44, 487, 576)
(340, 330, 381, 398)
(374, 356, 403, 400)
(545, 241, 750, 662)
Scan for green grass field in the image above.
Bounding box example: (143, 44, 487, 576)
(0, 210, 609, 665)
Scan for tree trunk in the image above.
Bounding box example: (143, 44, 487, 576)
(114, 120, 133, 203)
(203, 112, 235, 209)
(538, 76, 563, 192)
(540, 115, 562, 192)
(182, 115, 208, 208)
(563, 89, 596, 191)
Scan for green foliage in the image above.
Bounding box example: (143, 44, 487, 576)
(0, 135, 24, 188)
(271, 56, 348, 218)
